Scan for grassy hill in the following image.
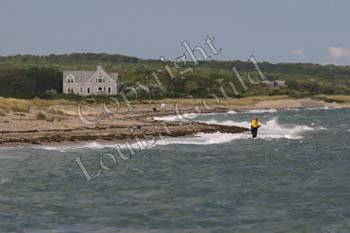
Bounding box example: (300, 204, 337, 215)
(0, 53, 350, 99)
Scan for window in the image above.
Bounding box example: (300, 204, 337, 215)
(80, 88, 83, 93)
(98, 87, 103, 91)
(108, 87, 111, 94)
(87, 88, 90, 94)
(67, 88, 74, 94)
(97, 75, 104, 83)
(67, 75, 75, 83)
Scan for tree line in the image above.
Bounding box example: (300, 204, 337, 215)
(0, 53, 349, 99)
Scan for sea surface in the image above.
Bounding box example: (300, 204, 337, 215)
(1, 108, 350, 233)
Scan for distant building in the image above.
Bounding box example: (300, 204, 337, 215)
(63, 66, 118, 96)
(262, 80, 286, 88)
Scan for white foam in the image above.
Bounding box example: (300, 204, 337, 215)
(38, 132, 251, 152)
(154, 112, 218, 122)
(39, 140, 148, 152)
(0, 178, 10, 185)
(227, 110, 237, 114)
(305, 106, 337, 110)
(244, 109, 278, 114)
(38, 117, 317, 152)
(154, 112, 318, 140)
(155, 132, 250, 146)
(202, 117, 315, 140)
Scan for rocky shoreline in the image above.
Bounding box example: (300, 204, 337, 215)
(0, 120, 249, 147)
(1, 97, 348, 148)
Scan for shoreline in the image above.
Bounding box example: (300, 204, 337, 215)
(0, 97, 349, 148)
(0, 120, 249, 148)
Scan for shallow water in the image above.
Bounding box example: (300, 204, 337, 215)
(1, 109, 350, 232)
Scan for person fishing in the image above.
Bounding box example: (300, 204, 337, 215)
(251, 117, 261, 138)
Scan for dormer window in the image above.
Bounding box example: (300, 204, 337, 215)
(67, 75, 75, 83)
(96, 75, 104, 83)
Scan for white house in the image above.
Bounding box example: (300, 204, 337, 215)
(63, 66, 118, 96)
(262, 80, 286, 88)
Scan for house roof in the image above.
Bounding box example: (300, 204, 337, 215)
(63, 70, 118, 83)
(63, 71, 95, 83)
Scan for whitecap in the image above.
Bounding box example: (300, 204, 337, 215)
(305, 107, 336, 110)
(201, 117, 315, 140)
(155, 132, 251, 146)
(227, 110, 237, 114)
(244, 109, 278, 114)
(0, 178, 10, 185)
(153, 115, 182, 122)
(37, 115, 321, 152)
(37, 117, 315, 152)
(38, 132, 251, 152)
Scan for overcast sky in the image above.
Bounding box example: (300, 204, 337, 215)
(0, 0, 349, 65)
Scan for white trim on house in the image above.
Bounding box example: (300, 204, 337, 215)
(63, 66, 118, 96)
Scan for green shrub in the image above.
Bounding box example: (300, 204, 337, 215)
(36, 112, 47, 120)
(288, 90, 312, 98)
(41, 89, 58, 99)
(313, 96, 346, 104)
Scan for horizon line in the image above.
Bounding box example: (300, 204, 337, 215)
(0, 52, 347, 67)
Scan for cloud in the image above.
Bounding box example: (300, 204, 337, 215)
(327, 47, 350, 59)
(289, 49, 304, 57)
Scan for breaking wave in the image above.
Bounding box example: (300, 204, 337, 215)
(154, 113, 206, 122)
(39, 132, 251, 152)
(244, 109, 278, 114)
(202, 117, 315, 140)
(38, 116, 320, 152)
(0, 178, 11, 185)
(227, 110, 237, 114)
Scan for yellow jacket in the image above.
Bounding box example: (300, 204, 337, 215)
(251, 119, 259, 128)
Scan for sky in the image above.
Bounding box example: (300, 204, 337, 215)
(0, 0, 350, 65)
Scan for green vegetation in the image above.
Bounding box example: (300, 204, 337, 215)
(0, 53, 350, 100)
(311, 95, 349, 104)
(36, 112, 47, 120)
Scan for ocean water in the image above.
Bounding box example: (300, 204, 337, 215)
(1, 108, 350, 233)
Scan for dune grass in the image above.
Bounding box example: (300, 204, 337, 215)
(0, 95, 348, 115)
(0, 97, 73, 113)
(312, 95, 350, 104)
